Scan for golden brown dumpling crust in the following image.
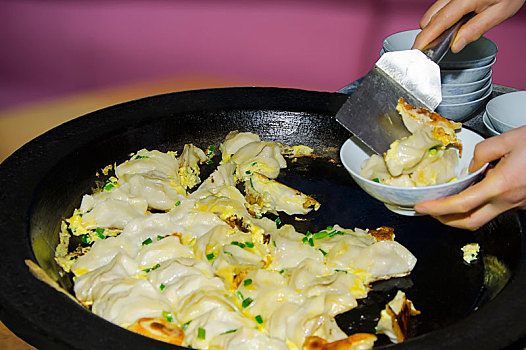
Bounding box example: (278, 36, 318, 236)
(396, 97, 462, 154)
(303, 333, 377, 350)
(128, 317, 184, 345)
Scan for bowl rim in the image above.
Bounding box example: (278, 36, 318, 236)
(438, 84, 493, 107)
(485, 91, 526, 128)
(340, 128, 488, 191)
(382, 29, 498, 64)
(483, 111, 501, 136)
(440, 57, 496, 73)
(441, 70, 492, 87)
(442, 79, 492, 99)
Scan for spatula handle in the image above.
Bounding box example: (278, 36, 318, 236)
(421, 12, 476, 63)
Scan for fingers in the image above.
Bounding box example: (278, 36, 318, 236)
(412, 0, 475, 50)
(420, 0, 451, 28)
(429, 200, 501, 230)
(468, 134, 508, 172)
(414, 177, 499, 217)
(414, 0, 526, 52)
(451, 2, 514, 52)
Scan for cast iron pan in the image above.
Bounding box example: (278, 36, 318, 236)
(0, 87, 525, 350)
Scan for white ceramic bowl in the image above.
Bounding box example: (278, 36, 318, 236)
(441, 71, 492, 96)
(439, 36, 497, 69)
(340, 129, 487, 215)
(436, 85, 493, 121)
(382, 29, 497, 69)
(441, 58, 495, 84)
(485, 91, 526, 133)
(442, 79, 492, 104)
(482, 112, 501, 136)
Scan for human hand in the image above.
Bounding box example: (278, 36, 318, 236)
(412, 0, 525, 53)
(414, 125, 526, 230)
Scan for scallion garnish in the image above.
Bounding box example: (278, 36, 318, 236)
(160, 283, 166, 291)
(142, 237, 153, 245)
(243, 279, 252, 287)
(313, 231, 328, 239)
(242, 297, 253, 308)
(81, 234, 91, 244)
(255, 315, 263, 324)
(95, 227, 105, 239)
(162, 311, 173, 322)
(206, 252, 215, 261)
(197, 327, 206, 340)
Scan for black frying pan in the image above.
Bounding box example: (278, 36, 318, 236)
(0, 87, 524, 350)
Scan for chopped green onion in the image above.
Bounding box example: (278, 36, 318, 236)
(142, 237, 153, 245)
(231, 241, 246, 248)
(255, 315, 263, 324)
(305, 231, 313, 237)
(308, 238, 314, 247)
(95, 227, 105, 239)
(206, 160, 214, 165)
(235, 291, 244, 301)
(249, 177, 254, 189)
(221, 329, 237, 335)
(242, 297, 253, 308)
(175, 200, 181, 207)
(429, 148, 438, 156)
(313, 231, 328, 240)
(81, 234, 91, 244)
(182, 320, 192, 330)
(143, 263, 161, 273)
(373, 178, 380, 183)
(275, 217, 281, 228)
(243, 279, 252, 287)
(326, 225, 333, 231)
(335, 269, 348, 274)
(134, 155, 150, 159)
(160, 283, 166, 291)
(251, 162, 258, 166)
(245, 170, 251, 175)
(197, 327, 206, 340)
(206, 253, 215, 261)
(272, 240, 276, 247)
(103, 183, 115, 191)
(162, 311, 173, 322)
(328, 230, 345, 237)
(245, 241, 254, 248)
(157, 235, 164, 240)
(279, 269, 286, 274)
(319, 248, 327, 256)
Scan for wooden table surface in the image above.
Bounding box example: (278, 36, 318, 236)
(0, 77, 252, 349)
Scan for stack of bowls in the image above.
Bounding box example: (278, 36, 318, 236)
(381, 29, 497, 121)
(483, 91, 526, 136)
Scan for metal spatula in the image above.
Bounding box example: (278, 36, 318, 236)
(336, 14, 474, 154)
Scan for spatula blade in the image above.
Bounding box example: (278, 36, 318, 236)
(336, 50, 442, 154)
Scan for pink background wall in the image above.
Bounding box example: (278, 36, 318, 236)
(1, 0, 525, 111)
